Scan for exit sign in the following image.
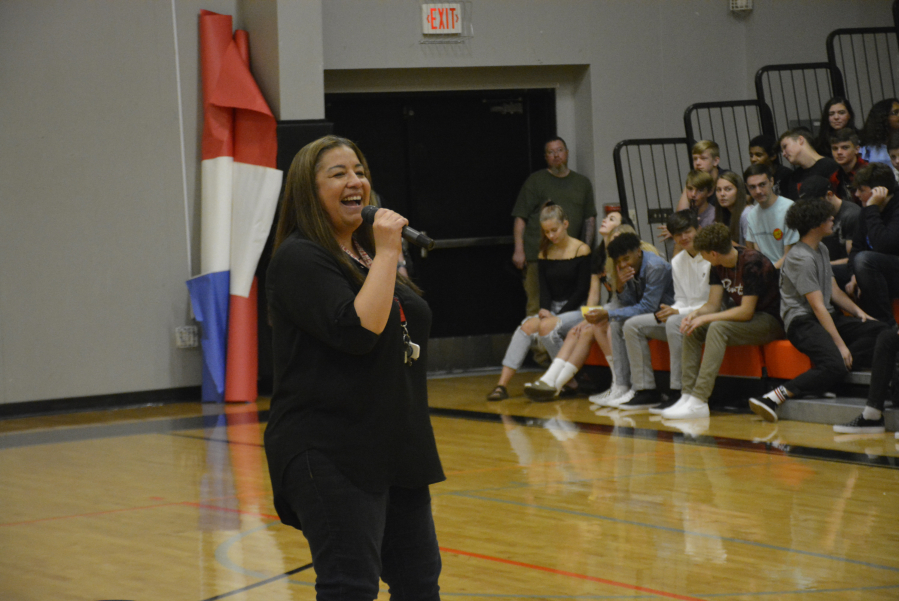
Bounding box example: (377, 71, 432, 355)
(422, 3, 461, 34)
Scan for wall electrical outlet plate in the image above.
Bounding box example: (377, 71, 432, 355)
(175, 325, 199, 349)
(647, 208, 672, 224)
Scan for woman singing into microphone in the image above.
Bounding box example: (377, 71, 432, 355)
(265, 135, 444, 600)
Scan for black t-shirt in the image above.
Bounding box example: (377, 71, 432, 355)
(781, 157, 846, 201)
(709, 246, 781, 320)
(822, 200, 861, 261)
(265, 233, 445, 529)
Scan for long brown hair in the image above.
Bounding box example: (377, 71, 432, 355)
(273, 135, 419, 293)
(715, 171, 748, 243)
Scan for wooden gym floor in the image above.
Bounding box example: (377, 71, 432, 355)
(2, 371, 899, 600)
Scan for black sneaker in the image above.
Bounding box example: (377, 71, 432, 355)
(618, 389, 661, 410)
(833, 414, 885, 433)
(749, 396, 779, 423)
(649, 391, 681, 414)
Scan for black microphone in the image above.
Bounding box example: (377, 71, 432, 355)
(361, 205, 435, 250)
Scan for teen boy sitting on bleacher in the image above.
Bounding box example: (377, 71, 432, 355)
(748, 198, 886, 423)
(661, 223, 783, 420)
(830, 128, 868, 192)
(780, 128, 846, 202)
(618, 210, 710, 411)
(744, 163, 799, 269)
(660, 140, 729, 243)
(676, 140, 727, 210)
(846, 163, 899, 325)
(586, 232, 675, 408)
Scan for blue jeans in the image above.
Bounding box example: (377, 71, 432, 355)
(852, 251, 899, 325)
(282, 449, 442, 601)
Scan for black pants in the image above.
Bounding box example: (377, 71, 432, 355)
(282, 450, 442, 601)
(785, 312, 891, 397)
(867, 326, 899, 410)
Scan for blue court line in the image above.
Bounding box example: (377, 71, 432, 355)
(449, 491, 899, 574)
(214, 522, 315, 588)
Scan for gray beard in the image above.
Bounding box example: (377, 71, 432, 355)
(547, 164, 569, 177)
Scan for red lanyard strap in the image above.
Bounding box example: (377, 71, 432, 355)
(393, 295, 406, 324)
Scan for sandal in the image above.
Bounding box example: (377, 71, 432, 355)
(487, 385, 509, 401)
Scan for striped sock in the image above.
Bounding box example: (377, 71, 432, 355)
(764, 386, 790, 405)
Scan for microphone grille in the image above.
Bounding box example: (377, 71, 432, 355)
(361, 205, 379, 224)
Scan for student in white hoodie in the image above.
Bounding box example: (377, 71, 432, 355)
(617, 210, 711, 411)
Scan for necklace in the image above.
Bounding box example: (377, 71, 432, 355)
(340, 239, 373, 268)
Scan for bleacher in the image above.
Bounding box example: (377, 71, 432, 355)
(588, 13, 899, 427)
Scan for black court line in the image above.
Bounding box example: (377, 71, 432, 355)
(199, 563, 313, 601)
(3, 402, 897, 470)
(170, 431, 264, 447)
(427, 406, 899, 470)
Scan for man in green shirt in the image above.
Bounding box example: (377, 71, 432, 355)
(511, 137, 597, 316)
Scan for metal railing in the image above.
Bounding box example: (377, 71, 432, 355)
(826, 27, 899, 123)
(683, 100, 775, 177)
(754, 63, 844, 136)
(613, 138, 691, 258)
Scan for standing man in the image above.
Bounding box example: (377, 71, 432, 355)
(512, 137, 596, 317)
(744, 164, 799, 269)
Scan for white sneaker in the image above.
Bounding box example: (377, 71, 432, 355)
(589, 385, 629, 406)
(661, 394, 710, 419)
(656, 393, 690, 416)
(605, 389, 636, 408)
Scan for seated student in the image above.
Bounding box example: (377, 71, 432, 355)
(834, 326, 899, 433)
(859, 98, 899, 166)
(526, 223, 661, 401)
(846, 162, 899, 325)
(743, 163, 799, 269)
(685, 170, 716, 228)
(613, 211, 711, 411)
(780, 128, 847, 201)
(749, 134, 793, 194)
(830, 128, 868, 193)
(660, 140, 730, 242)
(487, 204, 590, 400)
(815, 97, 858, 156)
(583, 232, 675, 408)
(662, 223, 783, 420)
(798, 175, 860, 291)
(748, 198, 887, 422)
(716, 171, 750, 245)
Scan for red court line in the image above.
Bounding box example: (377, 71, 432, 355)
(183, 501, 280, 520)
(440, 546, 706, 601)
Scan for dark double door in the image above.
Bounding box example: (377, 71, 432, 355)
(325, 89, 556, 337)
